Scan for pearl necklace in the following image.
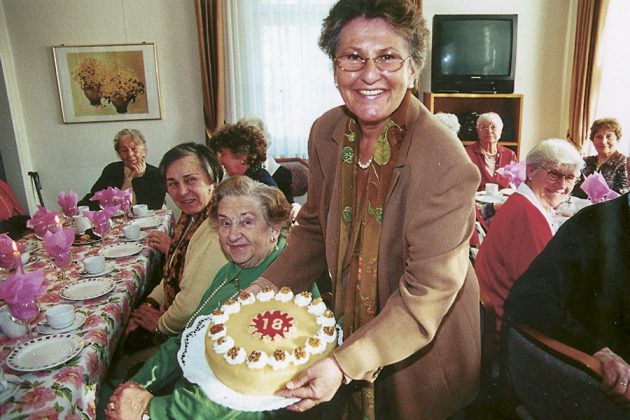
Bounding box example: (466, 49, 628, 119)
(356, 156, 373, 170)
(184, 271, 241, 329)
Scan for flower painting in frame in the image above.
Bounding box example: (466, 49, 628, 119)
(53, 43, 162, 123)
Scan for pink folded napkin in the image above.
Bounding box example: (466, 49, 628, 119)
(58, 190, 78, 217)
(91, 186, 118, 208)
(43, 226, 74, 255)
(26, 206, 61, 238)
(113, 188, 132, 213)
(496, 160, 527, 187)
(581, 173, 620, 203)
(0, 268, 46, 320)
(0, 233, 17, 269)
(84, 208, 118, 236)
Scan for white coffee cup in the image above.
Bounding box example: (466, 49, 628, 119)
(485, 183, 499, 196)
(45, 304, 76, 329)
(20, 250, 31, 265)
(84, 255, 106, 274)
(78, 205, 90, 216)
(123, 223, 141, 240)
(0, 306, 28, 338)
(73, 215, 92, 234)
(132, 204, 148, 217)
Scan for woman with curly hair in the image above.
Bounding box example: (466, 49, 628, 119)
(208, 118, 278, 188)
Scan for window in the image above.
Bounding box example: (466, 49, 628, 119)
(223, 0, 341, 158)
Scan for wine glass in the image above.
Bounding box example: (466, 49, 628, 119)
(0, 250, 15, 273)
(92, 216, 112, 245)
(51, 249, 72, 281)
(9, 298, 40, 340)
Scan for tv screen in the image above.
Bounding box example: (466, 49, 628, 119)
(431, 15, 517, 93)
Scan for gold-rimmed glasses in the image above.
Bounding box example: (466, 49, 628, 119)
(334, 53, 412, 72)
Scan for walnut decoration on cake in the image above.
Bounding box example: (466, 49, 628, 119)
(204, 288, 338, 395)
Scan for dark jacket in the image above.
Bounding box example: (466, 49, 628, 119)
(78, 161, 166, 210)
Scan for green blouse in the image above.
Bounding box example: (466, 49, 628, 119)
(132, 238, 318, 419)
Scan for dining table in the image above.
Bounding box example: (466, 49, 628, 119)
(0, 208, 172, 419)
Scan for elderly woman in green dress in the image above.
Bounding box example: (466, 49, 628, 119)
(104, 176, 311, 419)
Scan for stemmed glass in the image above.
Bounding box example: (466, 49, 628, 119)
(50, 249, 72, 281)
(9, 298, 40, 340)
(0, 250, 15, 273)
(92, 216, 112, 245)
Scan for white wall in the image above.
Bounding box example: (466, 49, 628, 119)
(0, 0, 205, 212)
(422, 0, 575, 157)
(0, 0, 576, 214)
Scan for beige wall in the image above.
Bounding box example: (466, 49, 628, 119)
(0, 0, 205, 212)
(0, 0, 575, 213)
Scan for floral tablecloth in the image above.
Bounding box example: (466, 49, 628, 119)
(0, 209, 172, 419)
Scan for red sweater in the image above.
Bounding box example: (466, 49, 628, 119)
(466, 142, 517, 191)
(475, 193, 552, 333)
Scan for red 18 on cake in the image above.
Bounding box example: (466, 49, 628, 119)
(204, 287, 338, 395)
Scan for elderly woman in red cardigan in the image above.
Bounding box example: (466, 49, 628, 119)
(466, 112, 517, 191)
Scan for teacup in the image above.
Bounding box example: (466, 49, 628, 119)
(20, 250, 31, 265)
(0, 306, 27, 338)
(84, 255, 105, 274)
(45, 304, 75, 329)
(78, 205, 90, 216)
(73, 215, 92, 234)
(485, 183, 499, 196)
(132, 204, 148, 217)
(123, 223, 141, 240)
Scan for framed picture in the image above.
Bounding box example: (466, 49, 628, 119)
(53, 43, 162, 123)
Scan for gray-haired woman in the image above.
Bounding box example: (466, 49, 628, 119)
(78, 128, 166, 210)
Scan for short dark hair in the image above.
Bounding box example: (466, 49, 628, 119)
(159, 142, 224, 185)
(207, 120, 269, 167)
(589, 117, 622, 141)
(318, 0, 428, 74)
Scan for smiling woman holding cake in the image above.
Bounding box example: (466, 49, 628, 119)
(106, 176, 323, 419)
(249, 0, 481, 418)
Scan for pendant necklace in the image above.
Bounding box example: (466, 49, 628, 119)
(185, 269, 241, 329)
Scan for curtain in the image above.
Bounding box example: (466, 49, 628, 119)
(566, 0, 608, 150)
(222, 0, 341, 158)
(195, 0, 224, 141)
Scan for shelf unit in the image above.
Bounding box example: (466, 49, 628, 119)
(423, 92, 523, 158)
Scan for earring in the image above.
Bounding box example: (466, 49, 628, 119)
(270, 233, 277, 243)
(240, 160, 246, 165)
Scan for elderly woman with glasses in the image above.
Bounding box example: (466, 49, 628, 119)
(466, 112, 518, 191)
(475, 139, 584, 337)
(246, 1, 481, 418)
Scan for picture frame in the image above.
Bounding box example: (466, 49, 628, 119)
(53, 43, 162, 123)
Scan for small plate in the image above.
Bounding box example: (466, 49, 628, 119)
(7, 334, 83, 372)
(0, 374, 20, 403)
(133, 215, 162, 230)
(59, 278, 115, 301)
(77, 262, 115, 278)
(73, 229, 102, 246)
(117, 231, 148, 242)
(129, 210, 155, 219)
(37, 312, 87, 335)
(476, 193, 506, 204)
(100, 242, 143, 258)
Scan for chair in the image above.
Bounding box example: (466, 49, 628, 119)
(503, 321, 628, 419)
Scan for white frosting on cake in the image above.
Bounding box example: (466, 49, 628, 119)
(246, 351, 269, 369)
(257, 289, 274, 302)
(274, 288, 294, 302)
(305, 337, 326, 355)
(208, 324, 227, 341)
(222, 300, 241, 315)
(316, 313, 336, 327)
(238, 292, 255, 306)
(224, 346, 247, 365)
(294, 291, 313, 307)
(291, 348, 310, 366)
(307, 299, 326, 316)
(269, 350, 290, 370)
(318, 326, 337, 344)
(210, 310, 228, 325)
(214, 336, 234, 354)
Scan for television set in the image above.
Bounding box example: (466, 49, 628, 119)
(431, 14, 518, 94)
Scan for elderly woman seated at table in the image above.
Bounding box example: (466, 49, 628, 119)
(208, 118, 278, 189)
(78, 129, 166, 210)
(466, 112, 517, 191)
(475, 139, 583, 334)
(505, 192, 630, 405)
(111, 142, 226, 378)
(574, 117, 629, 198)
(106, 176, 303, 419)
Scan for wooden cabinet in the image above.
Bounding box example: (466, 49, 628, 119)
(423, 92, 523, 158)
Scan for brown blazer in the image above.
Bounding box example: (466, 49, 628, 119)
(263, 95, 481, 418)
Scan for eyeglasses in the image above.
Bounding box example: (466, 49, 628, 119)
(479, 124, 497, 132)
(334, 53, 412, 72)
(538, 167, 578, 185)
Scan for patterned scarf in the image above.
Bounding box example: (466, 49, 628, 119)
(162, 205, 211, 310)
(335, 92, 409, 419)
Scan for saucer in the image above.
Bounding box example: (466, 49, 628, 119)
(0, 374, 19, 403)
(77, 262, 115, 277)
(117, 231, 148, 242)
(37, 312, 87, 335)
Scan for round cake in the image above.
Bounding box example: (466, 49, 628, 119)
(204, 287, 337, 396)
